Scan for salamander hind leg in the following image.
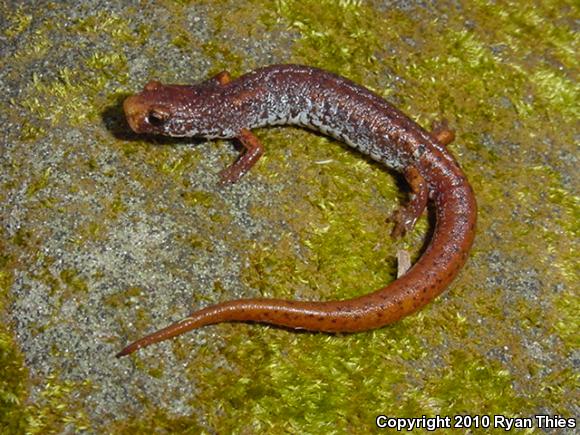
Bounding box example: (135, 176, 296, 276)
(212, 71, 232, 85)
(219, 129, 265, 185)
(202, 70, 232, 87)
(390, 166, 428, 238)
(430, 119, 455, 147)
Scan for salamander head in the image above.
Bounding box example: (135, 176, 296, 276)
(124, 80, 217, 137)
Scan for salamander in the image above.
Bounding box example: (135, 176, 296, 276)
(118, 64, 476, 357)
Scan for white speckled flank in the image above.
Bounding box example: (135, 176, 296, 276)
(125, 64, 462, 188)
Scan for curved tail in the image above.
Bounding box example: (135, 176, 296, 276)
(117, 170, 476, 357)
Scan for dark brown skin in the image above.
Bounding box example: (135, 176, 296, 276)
(117, 65, 476, 357)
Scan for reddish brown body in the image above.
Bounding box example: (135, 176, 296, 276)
(118, 65, 476, 357)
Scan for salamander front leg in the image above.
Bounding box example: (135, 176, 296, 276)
(219, 129, 265, 184)
(205, 71, 266, 185)
(209, 71, 264, 185)
(390, 166, 428, 238)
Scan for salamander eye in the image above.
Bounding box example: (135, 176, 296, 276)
(146, 109, 169, 126)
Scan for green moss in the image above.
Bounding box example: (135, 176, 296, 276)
(26, 168, 52, 198)
(109, 194, 128, 218)
(158, 151, 201, 179)
(0, 363, 92, 434)
(552, 291, 580, 350)
(104, 286, 143, 310)
(11, 228, 33, 248)
(170, 29, 193, 50)
(24, 375, 92, 434)
(181, 190, 215, 208)
(147, 364, 165, 379)
(431, 350, 532, 415)
(6, 8, 151, 140)
(118, 326, 537, 432)
(85, 52, 128, 80)
(531, 68, 579, 119)
(2, 6, 32, 38)
(59, 269, 89, 294)
(16, 56, 128, 130)
(262, 0, 383, 78)
(0, 329, 29, 434)
(200, 40, 244, 76)
(19, 122, 47, 142)
(112, 409, 206, 434)
(0, 244, 29, 434)
(71, 11, 151, 45)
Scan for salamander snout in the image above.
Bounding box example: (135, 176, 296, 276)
(123, 95, 148, 133)
(123, 95, 171, 134)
